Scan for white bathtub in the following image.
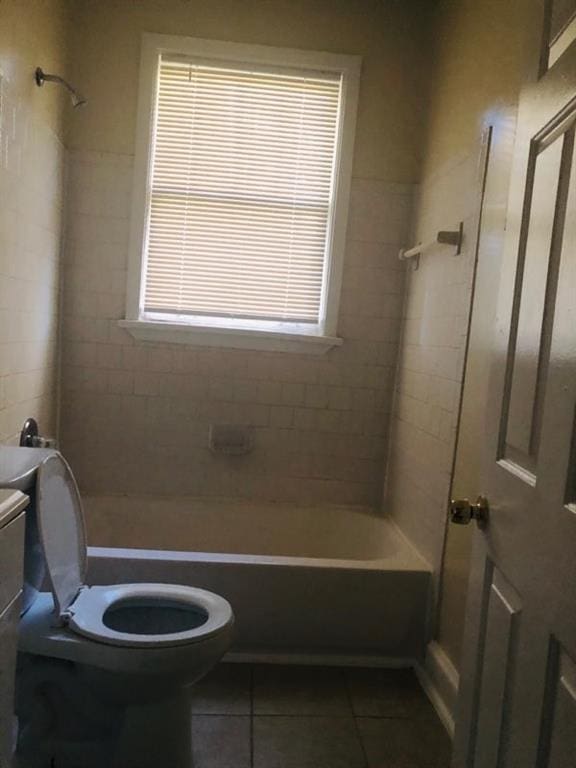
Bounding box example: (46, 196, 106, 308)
(84, 497, 431, 662)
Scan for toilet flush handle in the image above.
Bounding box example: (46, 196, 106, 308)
(19, 418, 40, 447)
(19, 418, 57, 448)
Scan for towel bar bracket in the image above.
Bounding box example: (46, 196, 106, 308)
(399, 221, 463, 266)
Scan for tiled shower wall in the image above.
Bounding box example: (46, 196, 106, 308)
(60, 150, 413, 506)
(384, 153, 478, 570)
(0, 1, 68, 444)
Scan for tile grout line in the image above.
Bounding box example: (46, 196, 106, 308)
(343, 668, 371, 768)
(225, 712, 380, 719)
(249, 663, 255, 768)
(192, 663, 449, 767)
(192, 712, 415, 719)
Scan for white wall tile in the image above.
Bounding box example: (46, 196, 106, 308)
(0, 66, 65, 443)
(383, 155, 477, 574)
(60, 153, 414, 504)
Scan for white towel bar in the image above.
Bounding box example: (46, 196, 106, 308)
(399, 222, 463, 262)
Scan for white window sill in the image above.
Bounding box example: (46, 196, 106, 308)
(118, 319, 343, 355)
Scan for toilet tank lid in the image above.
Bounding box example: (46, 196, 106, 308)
(36, 454, 87, 617)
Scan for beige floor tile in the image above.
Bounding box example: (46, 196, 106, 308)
(192, 715, 251, 768)
(253, 715, 365, 768)
(191, 663, 251, 715)
(347, 668, 433, 719)
(253, 664, 352, 716)
(357, 715, 451, 768)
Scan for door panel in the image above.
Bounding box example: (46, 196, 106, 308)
(546, 650, 576, 768)
(474, 569, 522, 768)
(538, 643, 576, 768)
(550, 0, 576, 41)
(453, 3, 576, 766)
(565, 421, 576, 508)
(503, 130, 566, 472)
(548, 0, 576, 68)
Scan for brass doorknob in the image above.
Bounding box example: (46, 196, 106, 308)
(449, 496, 489, 529)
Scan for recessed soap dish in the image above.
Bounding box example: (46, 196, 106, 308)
(208, 425, 253, 455)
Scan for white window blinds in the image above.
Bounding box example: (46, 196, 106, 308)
(143, 56, 343, 325)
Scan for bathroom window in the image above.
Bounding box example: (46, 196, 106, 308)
(122, 34, 360, 353)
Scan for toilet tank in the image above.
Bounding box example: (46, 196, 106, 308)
(0, 447, 56, 614)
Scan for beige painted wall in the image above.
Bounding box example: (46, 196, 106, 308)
(0, 0, 69, 444)
(59, 0, 432, 507)
(67, 0, 431, 183)
(386, 0, 534, 673)
(421, 0, 529, 179)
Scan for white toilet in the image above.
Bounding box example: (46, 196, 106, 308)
(15, 453, 234, 768)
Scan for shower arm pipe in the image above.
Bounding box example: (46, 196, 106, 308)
(35, 67, 86, 108)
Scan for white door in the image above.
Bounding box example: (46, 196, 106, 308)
(453, 4, 576, 767)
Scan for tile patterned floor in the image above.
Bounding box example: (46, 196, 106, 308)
(190, 664, 451, 768)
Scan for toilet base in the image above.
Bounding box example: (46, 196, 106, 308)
(15, 655, 194, 768)
(112, 689, 192, 768)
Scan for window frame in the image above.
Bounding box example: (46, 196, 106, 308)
(121, 33, 361, 354)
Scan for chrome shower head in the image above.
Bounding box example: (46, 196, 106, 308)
(35, 67, 87, 108)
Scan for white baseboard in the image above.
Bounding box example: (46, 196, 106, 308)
(224, 650, 414, 668)
(225, 643, 458, 738)
(415, 641, 459, 738)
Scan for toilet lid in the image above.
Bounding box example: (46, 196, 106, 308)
(37, 454, 87, 617)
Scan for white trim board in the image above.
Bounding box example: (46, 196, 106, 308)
(124, 32, 361, 352)
(225, 650, 415, 669)
(119, 318, 342, 354)
(415, 641, 459, 738)
(226, 642, 459, 740)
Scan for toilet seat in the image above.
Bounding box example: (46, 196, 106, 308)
(36, 455, 233, 649)
(67, 583, 233, 648)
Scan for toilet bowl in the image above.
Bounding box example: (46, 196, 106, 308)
(14, 453, 234, 768)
